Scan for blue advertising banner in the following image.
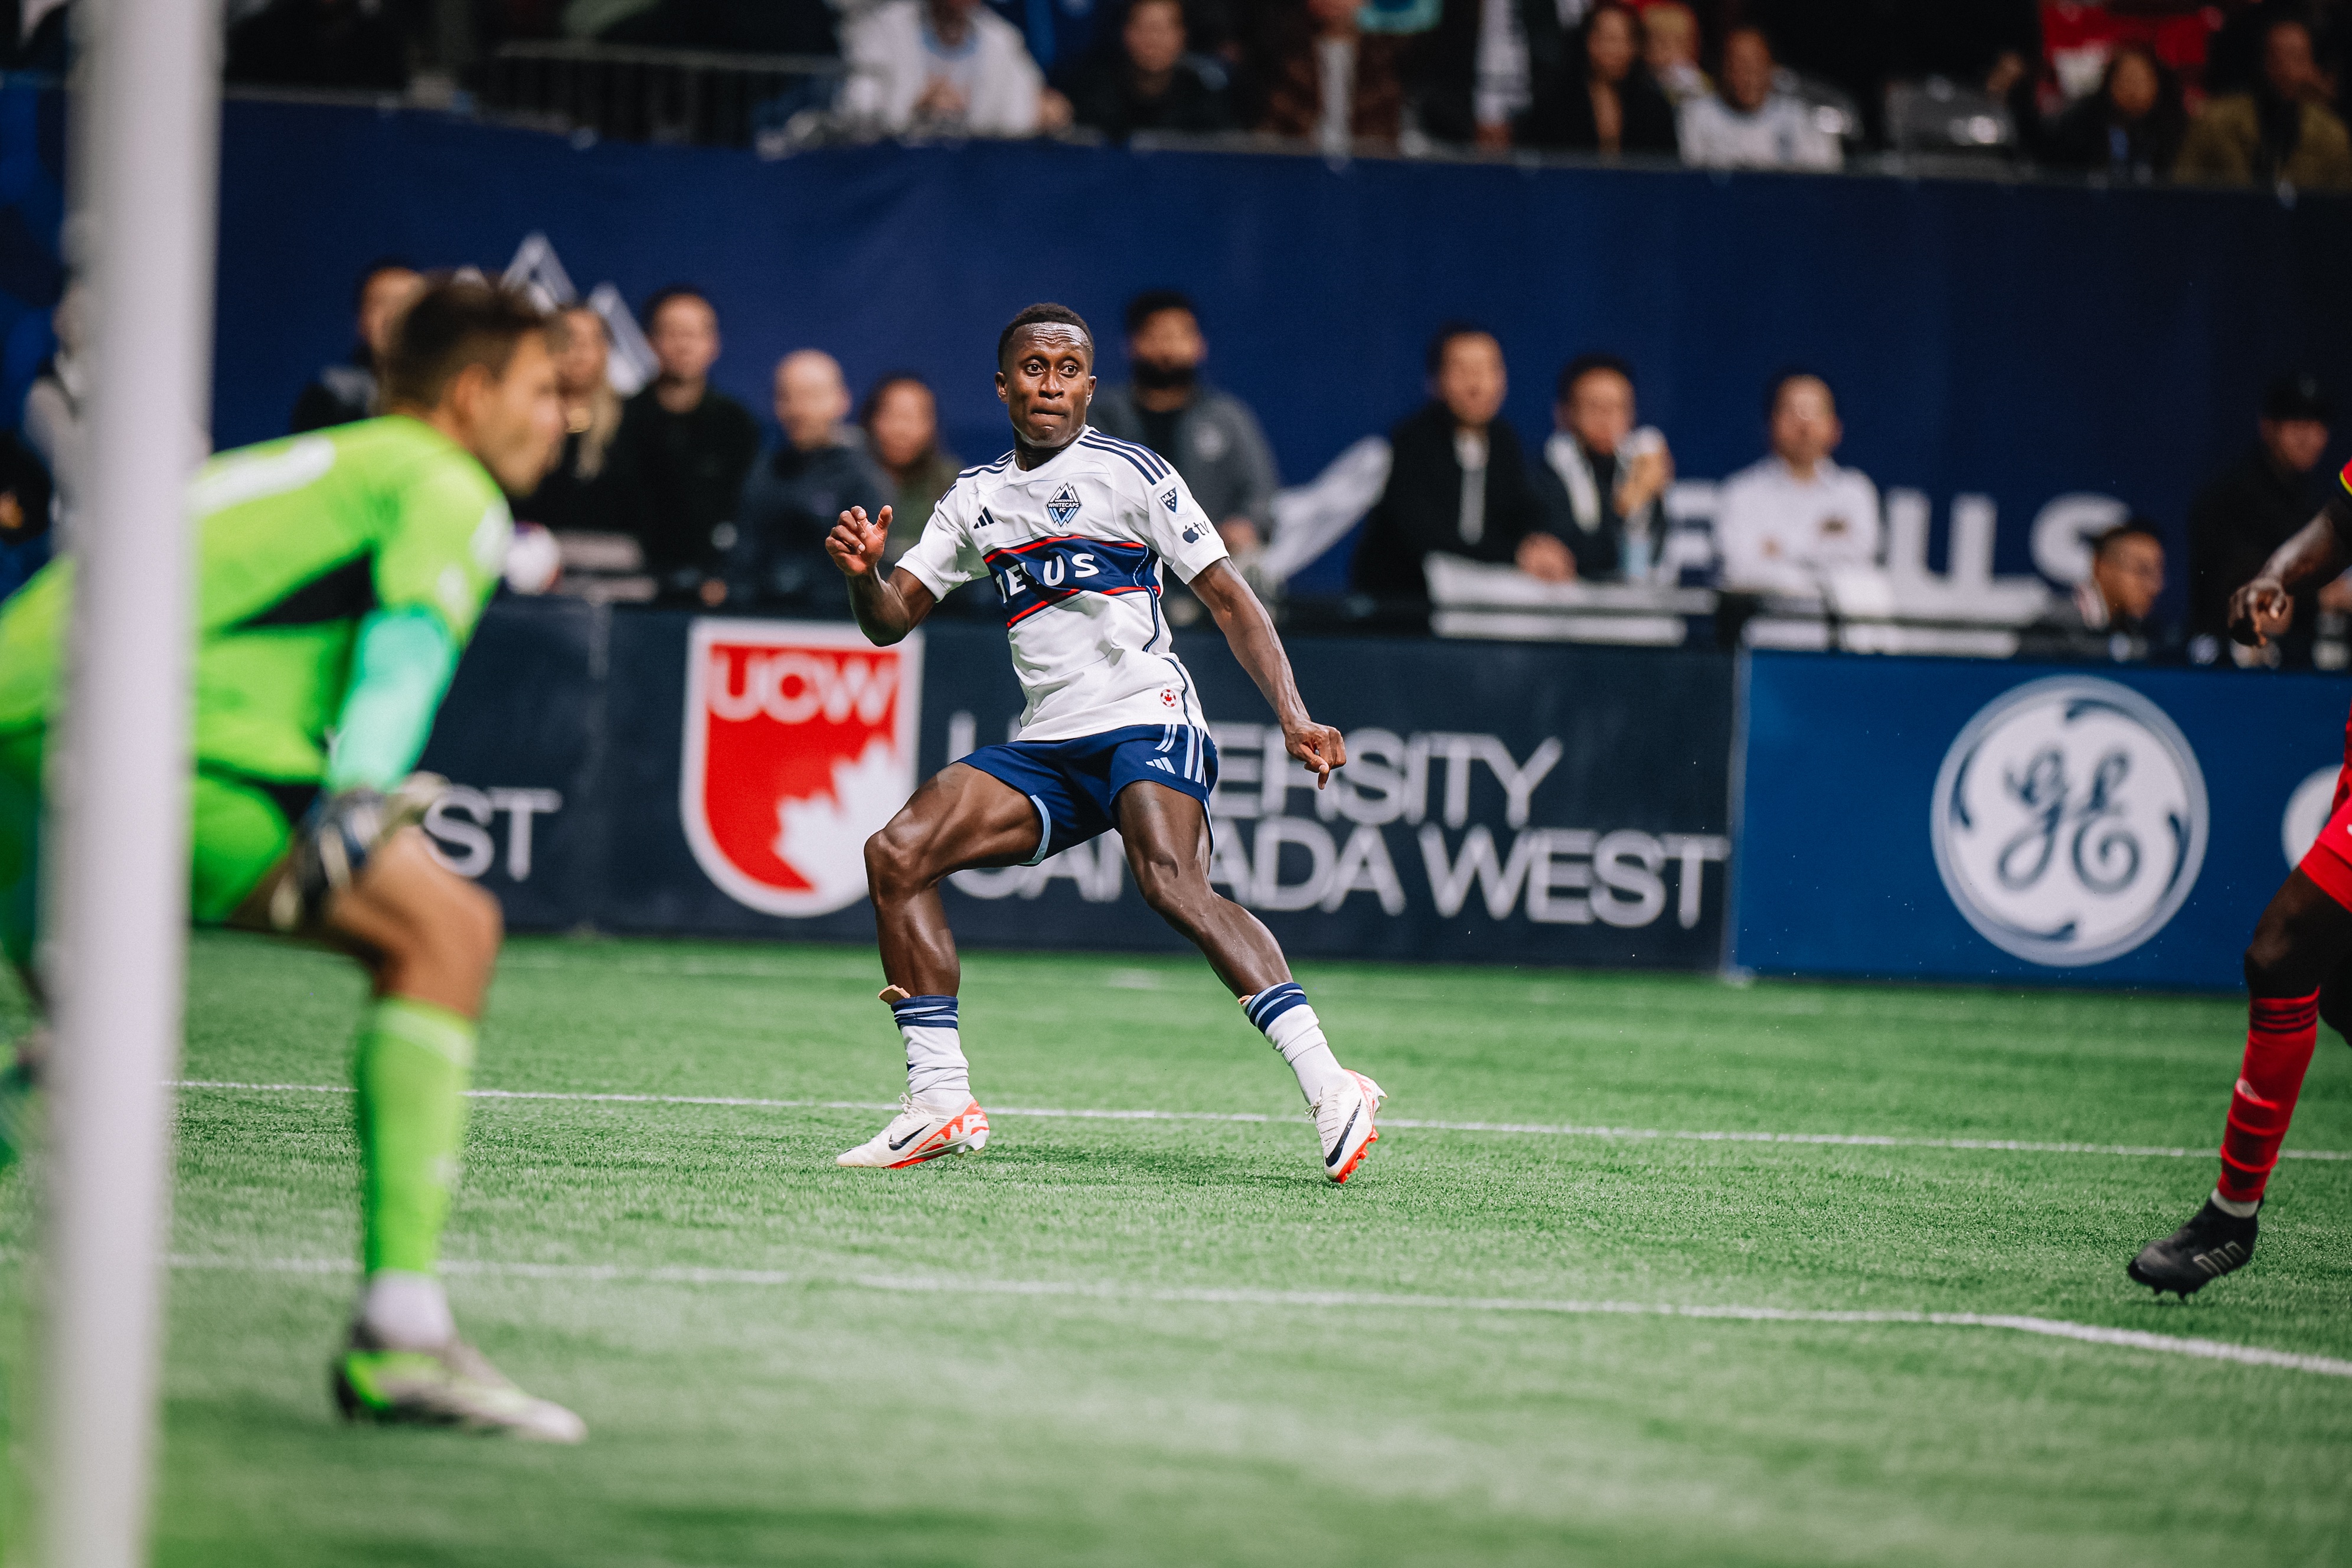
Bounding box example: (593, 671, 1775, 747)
(414, 601, 1736, 966)
(1733, 651, 2352, 988)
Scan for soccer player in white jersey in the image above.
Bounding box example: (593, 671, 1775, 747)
(824, 303, 1386, 1182)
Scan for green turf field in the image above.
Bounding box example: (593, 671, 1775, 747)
(4, 930, 2351, 1566)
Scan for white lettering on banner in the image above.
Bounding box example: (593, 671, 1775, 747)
(942, 718, 1727, 935)
(423, 786, 565, 881)
(706, 649, 897, 727)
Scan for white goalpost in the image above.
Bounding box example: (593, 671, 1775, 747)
(38, 0, 220, 1564)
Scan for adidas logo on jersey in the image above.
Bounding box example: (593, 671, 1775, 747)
(1146, 756, 1177, 774)
(1047, 484, 1082, 526)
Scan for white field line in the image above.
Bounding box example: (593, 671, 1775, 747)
(168, 1080, 2352, 1164)
(157, 1252, 2352, 1380)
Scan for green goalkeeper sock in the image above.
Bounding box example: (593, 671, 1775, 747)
(354, 996, 475, 1278)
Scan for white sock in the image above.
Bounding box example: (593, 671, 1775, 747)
(358, 1269, 454, 1351)
(892, 994, 970, 1104)
(2210, 1187, 2260, 1219)
(1243, 982, 1346, 1106)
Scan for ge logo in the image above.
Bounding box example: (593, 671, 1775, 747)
(1930, 676, 2207, 966)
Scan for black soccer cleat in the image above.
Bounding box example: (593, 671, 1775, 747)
(2127, 1198, 2259, 1297)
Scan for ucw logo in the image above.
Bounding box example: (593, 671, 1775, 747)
(704, 648, 898, 726)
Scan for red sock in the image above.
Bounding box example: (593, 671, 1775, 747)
(2217, 991, 2320, 1204)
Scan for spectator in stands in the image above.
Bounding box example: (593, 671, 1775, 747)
(1531, 353, 1672, 582)
(226, 0, 412, 92)
(729, 350, 889, 611)
(517, 304, 623, 537)
(2188, 371, 2334, 667)
(1678, 25, 1841, 171)
(0, 432, 54, 604)
(1064, 0, 1232, 139)
(1641, 2, 1707, 104)
(1413, 0, 1571, 149)
(2040, 44, 2187, 181)
(841, 0, 1074, 138)
(606, 286, 760, 605)
(1522, 4, 1678, 158)
(2018, 518, 2167, 663)
(20, 280, 83, 550)
(1351, 324, 1570, 610)
(1090, 289, 1279, 556)
(860, 374, 961, 566)
(1255, 0, 1410, 153)
(1714, 371, 1880, 594)
(290, 259, 421, 434)
(2177, 16, 2352, 190)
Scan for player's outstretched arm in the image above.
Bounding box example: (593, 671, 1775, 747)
(2231, 490, 2352, 646)
(1191, 560, 1345, 789)
(827, 504, 936, 646)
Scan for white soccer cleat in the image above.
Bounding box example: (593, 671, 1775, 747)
(1313, 1070, 1384, 1184)
(836, 1093, 991, 1168)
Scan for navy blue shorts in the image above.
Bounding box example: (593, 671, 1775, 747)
(958, 723, 1219, 865)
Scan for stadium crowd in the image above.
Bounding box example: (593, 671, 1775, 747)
(11, 1, 2352, 183)
(0, 257, 2311, 675)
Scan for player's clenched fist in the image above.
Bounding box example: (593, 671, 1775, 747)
(2230, 574, 2294, 646)
(827, 504, 893, 578)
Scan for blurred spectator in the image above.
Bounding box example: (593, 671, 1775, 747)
(20, 280, 83, 550)
(596, 0, 839, 52)
(1255, 0, 1410, 153)
(1415, 0, 1572, 149)
(728, 350, 889, 611)
(2039, 44, 2186, 181)
(1641, 2, 1706, 104)
(2018, 518, 2166, 663)
(226, 0, 411, 92)
(606, 287, 760, 605)
(1714, 371, 1880, 594)
(841, 0, 1073, 138)
(1678, 25, 1841, 171)
(1523, 4, 1678, 157)
(1889, 1, 2038, 103)
(2177, 17, 2352, 190)
(1351, 324, 1569, 607)
(860, 374, 961, 565)
(2188, 372, 2333, 668)
(1531, 352, 1672, 582)
(1090, 290, 1279, 555)
(0, 432, 54, 603)
(290, 259, 420, 434)
(517, 303, 623, 535)
(1064, 0, 1233, 139)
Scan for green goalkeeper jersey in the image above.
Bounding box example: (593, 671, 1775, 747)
(0, 416, 510, 792)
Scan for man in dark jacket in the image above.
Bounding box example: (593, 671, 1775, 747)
(2188, 372, 2334, 667)
(606, 286, 760, 605)
(290, 260, 420, 435)
(1414, 0, 1569, 146)
(2018, 518, 2170, 664)
(1351, 324, 1569, 614)
(1089, 290, 1278, 551)
(727, 349, 888, 613)
(1063, 0, 1233, 141)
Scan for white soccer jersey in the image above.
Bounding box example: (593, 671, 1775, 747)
(898, 426, 1230, 741)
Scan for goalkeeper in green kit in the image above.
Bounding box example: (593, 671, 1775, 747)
(0, 276, 584, 1440)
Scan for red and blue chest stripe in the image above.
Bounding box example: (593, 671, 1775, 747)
(982, 535, 1161, 626)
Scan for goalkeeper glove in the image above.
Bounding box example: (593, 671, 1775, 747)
(269, 773, 446, 933)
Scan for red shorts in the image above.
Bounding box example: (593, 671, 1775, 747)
(2298, 763, 2352, 912)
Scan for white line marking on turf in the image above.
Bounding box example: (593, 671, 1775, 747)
(168, 1080, 2352, 1163)
(158, 1253, 2352, 1380)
